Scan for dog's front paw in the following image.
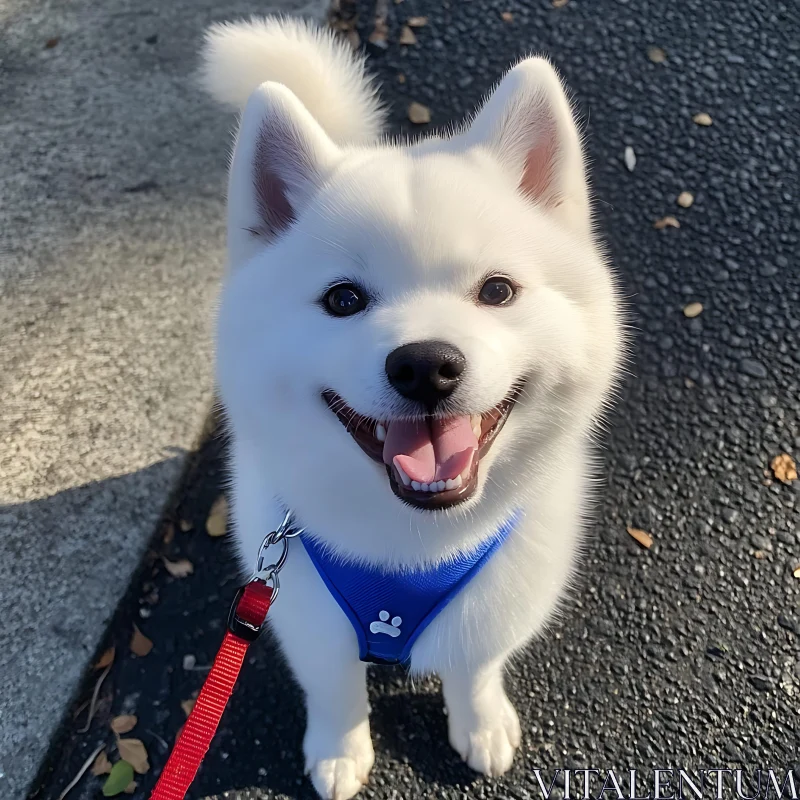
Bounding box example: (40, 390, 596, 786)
(447, 693, 521, 778)
(305, 720, 374, 800)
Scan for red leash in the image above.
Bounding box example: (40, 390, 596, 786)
(149, 513, 302, 800)
(149, 581, 272, 800)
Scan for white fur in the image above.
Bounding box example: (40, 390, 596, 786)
(201, 18, 624, 800)
(201, 17, 386, 143)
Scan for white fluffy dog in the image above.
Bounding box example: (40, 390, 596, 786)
(201, 17, 623, 800)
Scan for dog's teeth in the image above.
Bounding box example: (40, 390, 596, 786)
(471, 414, 482, 438)
(407, 475, 462, 494)
(376, 423, 386, 442)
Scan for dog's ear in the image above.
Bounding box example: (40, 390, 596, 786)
(464, 57, 590, 233)
(227, 82, 341, 264)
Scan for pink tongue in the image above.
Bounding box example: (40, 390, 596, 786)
(383, 416, 478, 484)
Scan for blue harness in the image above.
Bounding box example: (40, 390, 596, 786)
(300, 513, 519, 665)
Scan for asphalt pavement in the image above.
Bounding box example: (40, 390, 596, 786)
(26, 0, 800, 798)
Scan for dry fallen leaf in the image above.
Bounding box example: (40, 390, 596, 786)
(501, 10, 513, 21)
(647, 46, 667, 63)
(368, 20, 388, 46)
(130, 625, 153, 657)
(407, 15, 428, 27)
(45, 37, 60, 49)
(162, 523, 174, 545)
(124, 781, 138, 795)
(677, 191, 694, 208)
(399, 25, 417, 45)
(627, 527, 653, 549)
(683, 302, 703, 318)
(181, 698, 197, 717)
(116, 738, 150, 775)
(94, 646, 115, 670)
(794, 565, 800, 579)
(111, 715, 138, 735)
(624, 146, 636, 172)
(654, 216, 680, 230)
(408, 102, 431, 124)
(693, 112, 713, 126)
(206, 496, 228, 537)
(179, 519, 193, 533)
(770, 454, 797, 485)
(397, 72, 406, 84)
(91, 750, 113, 776)
(162, 557, 194, 578)
(552, 0, 569, 6)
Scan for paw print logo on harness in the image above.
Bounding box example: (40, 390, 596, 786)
(369, 610, 402, 638)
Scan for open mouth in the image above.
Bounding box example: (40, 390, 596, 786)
(322, 386, 522, 510)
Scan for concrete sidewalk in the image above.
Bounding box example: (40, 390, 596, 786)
(0, 0, 326, 795)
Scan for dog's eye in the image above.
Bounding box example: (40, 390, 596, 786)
(324, 283, 368, 317)
(478, 278, 515, 306)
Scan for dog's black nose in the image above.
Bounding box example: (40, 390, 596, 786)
(385, 341, 466, 409)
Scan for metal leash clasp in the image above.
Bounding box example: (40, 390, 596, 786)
(250, 509, 305, 601)
(227, 510, 305, 641)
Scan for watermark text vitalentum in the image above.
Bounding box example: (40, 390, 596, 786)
(531, 769, 798, 800)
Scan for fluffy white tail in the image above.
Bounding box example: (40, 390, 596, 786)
(200, 17, 386, 145)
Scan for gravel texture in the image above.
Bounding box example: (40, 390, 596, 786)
(25, 0, 800, 797)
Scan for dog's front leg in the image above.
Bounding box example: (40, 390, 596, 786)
(268, 542, 374, 800)
(294, 642, 372, 800)
(230, 442, 373, 800)
(440, 657, 521, 777)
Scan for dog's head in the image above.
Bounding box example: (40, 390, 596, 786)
(217, 58, 623, 550)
